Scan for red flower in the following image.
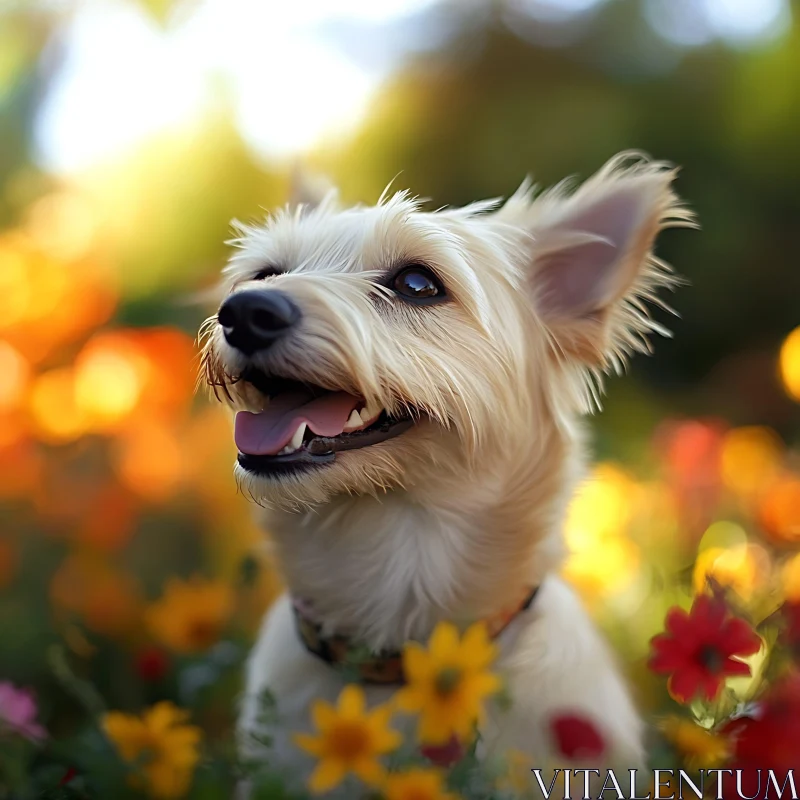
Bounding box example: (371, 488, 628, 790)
(420, 735, 464, 767)
(135, 646, 170, 682)
(59, 767, 77, 786)
(550, 713, 606, 760)
(729, 674, 800, 768)
(649, 595, 761, 703)
(718, 675, 800, 799)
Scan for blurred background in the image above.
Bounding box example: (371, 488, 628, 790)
(1, 0, 799, 774)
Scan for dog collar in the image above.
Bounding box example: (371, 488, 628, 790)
(291, 585, 539, 685)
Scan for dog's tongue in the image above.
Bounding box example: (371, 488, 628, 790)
(234, 390, 361, 456)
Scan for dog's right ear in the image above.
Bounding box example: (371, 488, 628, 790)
(496, 154, 693, 369)
(288, 164, 338, 211)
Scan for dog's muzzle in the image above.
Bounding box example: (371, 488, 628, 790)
(217, 289, 300, 355)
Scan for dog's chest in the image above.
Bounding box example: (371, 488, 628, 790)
(266, 494, 488, 649)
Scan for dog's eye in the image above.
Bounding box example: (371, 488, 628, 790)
(253, 266, 282, 280)
(392, 265, 445, 304)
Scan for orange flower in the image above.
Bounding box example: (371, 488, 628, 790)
(146, 576, 233, 653)
(50, 554, 141, 636)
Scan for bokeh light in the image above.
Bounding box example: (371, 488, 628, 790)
(50, 553, 142, 637)
(563, 464, 642, 598)
(0, 340, 29, 411)
(720, 426, 783, 501)
(760, 476, 800, 545)
(693, 542, 771, 600)
(780, 326, 800, 403)
(29, 368, 90, 443)
(74, 335, 146, 428)
(112, 419, 184, 502)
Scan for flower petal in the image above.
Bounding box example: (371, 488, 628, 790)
(103, 713, 149, 761)
(719, 618, 761, 658)
(668, 668, 704, 703)
(145, 701, 185, 733)
(664, 607, 693, 639)
(460, 623, 497, 670)
(394, 686, 425, 713)
(352, 756, 386, 787)
(403, 643, 432, 683)
(365, 705, 402, 752)
(469, 672, 502, 698)
(722, 658, 752, 678)
(701, 672, 724, 701)
(292, 733, 325, 757)
(428, 622, 460, 662)
(337, 685, 365, 719)
(373, 726, 403, 753)
(648, 635, 689, 673)
(308, 759, 348, 794)
(693, 594, 727, 628)
(648, 646, 686, 673)
(310, 700, 337, 733)
(418, 711, 454, 745)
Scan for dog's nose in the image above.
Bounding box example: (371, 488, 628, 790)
(217, 290, 301, 355)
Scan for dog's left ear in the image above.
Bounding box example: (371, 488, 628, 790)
(500, 155, 693, 367)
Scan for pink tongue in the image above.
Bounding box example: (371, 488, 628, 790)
(234, 391, 361, 456)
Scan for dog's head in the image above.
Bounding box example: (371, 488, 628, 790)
(200, 154, 691, 509)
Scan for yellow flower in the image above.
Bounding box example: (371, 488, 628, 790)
(661, 717, 729, 769)
(395, 621, 501, 745)
(383, 767, 460, 800)
(146, 576, 233, 653)
(293, 685, 402, 794)
(103, 702, 201, 798)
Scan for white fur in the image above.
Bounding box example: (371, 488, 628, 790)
(200, 153, 694, 791)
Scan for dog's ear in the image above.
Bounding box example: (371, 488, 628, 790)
(501, 155, 693, 367)
(288, 164, 338, 211)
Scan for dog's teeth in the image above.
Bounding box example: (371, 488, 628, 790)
(361, 403, 382, 425)
(343, 410, 363, 433)
(289, 423, 306, 452)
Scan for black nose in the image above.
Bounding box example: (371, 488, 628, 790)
(217, 289, 301, 355)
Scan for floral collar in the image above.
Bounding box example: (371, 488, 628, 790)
(291, 586, 540, 685)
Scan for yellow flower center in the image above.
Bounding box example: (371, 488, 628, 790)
(434, 667, 463, 696)
(329, 721, 370, 761)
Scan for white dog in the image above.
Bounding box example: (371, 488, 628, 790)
(200, 153, 692, 792)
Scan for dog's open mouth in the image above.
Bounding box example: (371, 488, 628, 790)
(234, 369, 414, 475)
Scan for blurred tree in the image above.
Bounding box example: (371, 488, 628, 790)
(0, 6, 57, 226)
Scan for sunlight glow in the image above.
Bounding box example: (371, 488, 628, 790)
(36, 0, 437, 173)
(508, 0, 605, 22)
(644, 0, 788, 47)
(703, 0, 789, 43)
